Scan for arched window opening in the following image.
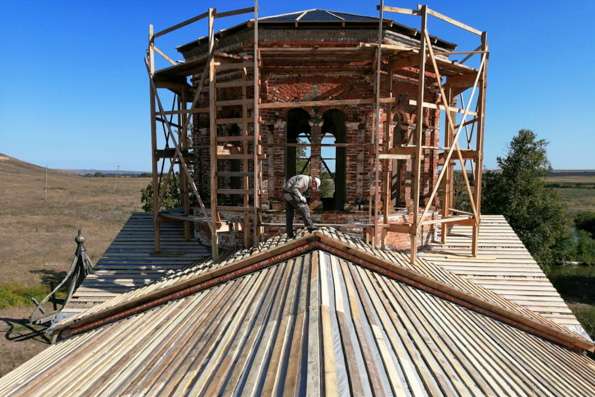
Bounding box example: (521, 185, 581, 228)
(296, 131, 312, 175)
(321, 109, 346, 211)
(286, 109, 311, 178)
(286, 109, 346, 212)
(320, 132, 336, 201)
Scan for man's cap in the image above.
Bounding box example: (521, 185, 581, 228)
(313, 177, 321, 189)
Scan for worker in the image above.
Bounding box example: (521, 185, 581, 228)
(283, 175, 321, 238)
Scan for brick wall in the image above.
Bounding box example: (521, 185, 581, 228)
(188, 41, 443, 248)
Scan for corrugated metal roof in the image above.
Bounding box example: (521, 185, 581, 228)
(59, 212, 209, 320)
(1, 249, 594, 396)
(259, 9, 379, 24)
(176, 8, 457, 55)
(420, 214, 588, 338)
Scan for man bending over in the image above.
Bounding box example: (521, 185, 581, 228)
(283, 175, 320, 238)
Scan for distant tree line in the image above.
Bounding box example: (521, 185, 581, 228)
(85, 171, 151, 178)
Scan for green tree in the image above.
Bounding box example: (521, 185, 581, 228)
(482, 129, 572, 267)
(575, 230, 595, 265)
(575, 211, 595, 239)
(140, 174, 182, 212)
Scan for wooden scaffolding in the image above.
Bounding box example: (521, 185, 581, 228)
(147, 4, 261, 258)
(146, 2, 488, 264)
(372, 3, 489, 263)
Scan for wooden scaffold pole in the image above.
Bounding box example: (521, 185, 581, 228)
(472, 32, 489, 255)
(371, 0, 384, 248)
(179, 92, 191, 240)
(253, 0, 261, 245)
(381, 59, 394, 249)
(208, 7, 219, 258)
(148, 24, 161, 253)
(410, 5, 428, 264)
(441, 87, 455, 244)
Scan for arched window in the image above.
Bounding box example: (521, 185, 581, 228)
(320, 132, 336, 200)
(286, 108, 346, 211)
(321, 110, 346, 211)
(296, 130, 312, 175)
(286, 109, 311, 177)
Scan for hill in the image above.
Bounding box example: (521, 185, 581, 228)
(0, 154, 149, 375)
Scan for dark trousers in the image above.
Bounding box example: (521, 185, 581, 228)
(284, 194, 314, 237)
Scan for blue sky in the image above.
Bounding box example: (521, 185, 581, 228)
(1, 0, 594, 171)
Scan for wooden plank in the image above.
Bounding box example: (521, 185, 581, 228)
(216, 135, 254, 142)
(215, 62, 254, 71)
(472, 32, 489, 256)
(214, 6, 255, 19)
(382, 5, 417, 15)
(253, 2, 260, 245)
(241, 66, 251, 248)
(216, 154, 254, 160)
(410, 5, 428, 264)
(148, 25, 160, 254)
(219, 189, 254, 195)
(314, 234, 594, 352)
(371, 3, 386, 248)
(381, 57, 394, 249)
(154, 11, 209, 38)
(216, 118, 244, 125)
(215, 80, 252, 89)
(438, 149, 476, 162)
(179, 93, 191, 240)
(218, 206, 254, 212)
(216, 171, 253, 177)
(408, 99, 478, 116)
(421, 216, 474, 226)
(441, 87, 455, 244)
(425, 7, 482, 36)
(384, 223, 411, 233)
(153, 46, 177, 66)
(260, 98, 376, 109)
(378, 153, 411, 160)
(216, 99, 253, 107)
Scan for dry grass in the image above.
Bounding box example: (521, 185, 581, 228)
(553, 188, 595, 214)
(546, 175, 595, 184)
(0, 154, 149, 375)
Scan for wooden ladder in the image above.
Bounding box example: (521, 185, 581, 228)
(209, 55, 261, 252)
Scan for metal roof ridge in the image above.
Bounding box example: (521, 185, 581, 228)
(314, 234, 594, 353)
(51, 228, 594, 353)
(51, 233, 320, 338)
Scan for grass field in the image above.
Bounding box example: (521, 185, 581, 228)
(547, 265, 595, 338)
(545, 174, 595, 214)
(544, 173, 595, 340)
(553, 188, 595, 214)
(0, 154, 149, 375)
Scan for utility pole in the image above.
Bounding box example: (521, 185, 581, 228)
(44, 165, 48, 201)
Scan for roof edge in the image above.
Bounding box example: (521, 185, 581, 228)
(52, 234, 319, 338)
(52, 231, 595, 353)
(315, 236, 594, 353)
